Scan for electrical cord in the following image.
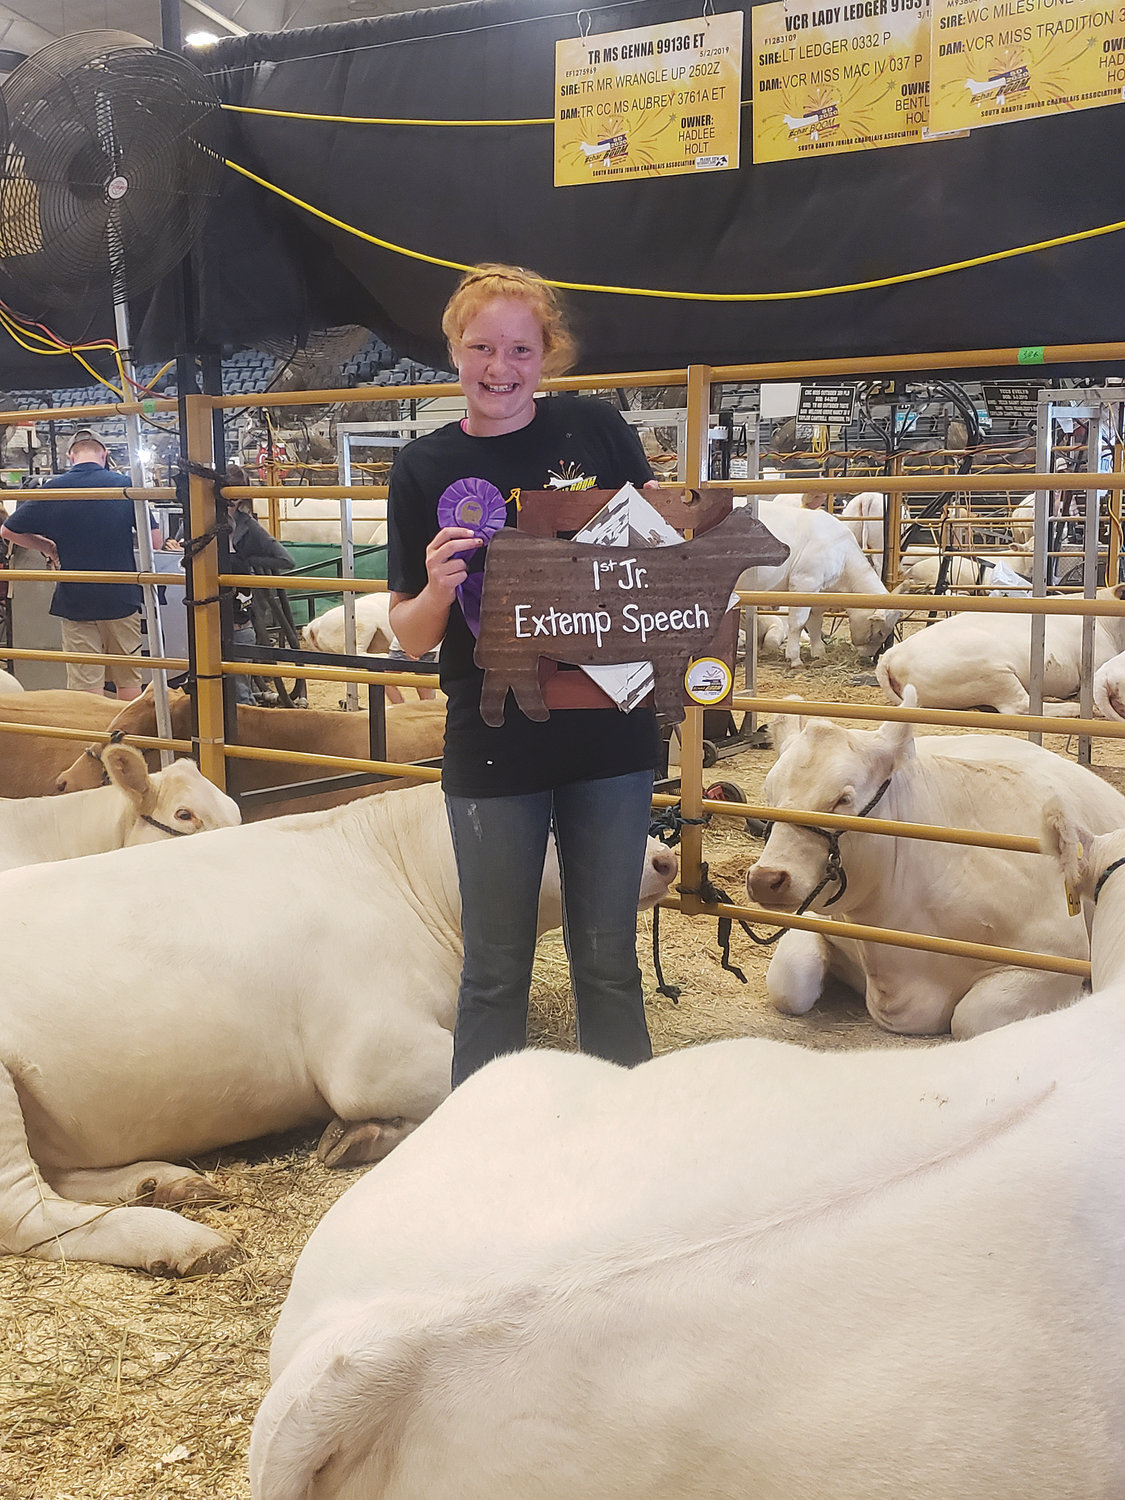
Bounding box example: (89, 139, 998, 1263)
(222, 152, 1125, 303)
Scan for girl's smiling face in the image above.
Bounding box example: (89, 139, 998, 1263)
(453, 297, 545, 437)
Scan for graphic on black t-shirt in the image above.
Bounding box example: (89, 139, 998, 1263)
(547, 459, 597, 491)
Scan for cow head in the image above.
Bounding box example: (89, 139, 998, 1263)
(847, 606, 903, 659)
(747, 696, 916, 912)
(102, 745, 241, 845)
(1040, 799, 1125, 989)
(640, 837, 679, 909)
(55, 687, 190, 793)
(534, 835, 678, 935)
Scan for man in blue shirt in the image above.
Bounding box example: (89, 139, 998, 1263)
(0, 437, 160, 697)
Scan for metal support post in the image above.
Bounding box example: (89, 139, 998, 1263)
(1029, 395, 1053, 742)
(1110, 425, 1124, 588)
(1077, 400, 1105, 765)
(338, 432, 360, 711)
(184, 394, 227, 789)
(745, 417, 760, 726)
(738, 418, 770, 748)
(678, 363, 713, 913)
(886, 450, 904, 586)
(113, 297, 174, 764)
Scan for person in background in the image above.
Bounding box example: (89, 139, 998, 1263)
(0, 436, 160, 699)
(388, 263, 661, 1087)
(228, 468, 295, 705)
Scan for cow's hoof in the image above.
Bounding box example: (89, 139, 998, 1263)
(146, 1237, 244, 1278)
(135, 1171, 226, 1209)
(317, 1116, 411, 1167)
(182, 1241, 245, 1276)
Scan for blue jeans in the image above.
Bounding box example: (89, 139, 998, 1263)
(231, 623, 256, 706)
(445, 770, 655, 1086)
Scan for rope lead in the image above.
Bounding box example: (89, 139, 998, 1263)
(651, 904, 681, 1003)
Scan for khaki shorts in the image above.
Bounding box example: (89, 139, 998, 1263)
(60, 614, 145, 693)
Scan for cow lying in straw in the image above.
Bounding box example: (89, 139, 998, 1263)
(249, 802, 1125, 1500)
(747, 691, 1125, 1037)
(0, 782, 676, 1275)
(876, 586, 1125, 716)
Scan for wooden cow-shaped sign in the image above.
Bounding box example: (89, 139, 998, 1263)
(474, 505, 789, 726)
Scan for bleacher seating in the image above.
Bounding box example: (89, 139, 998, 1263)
(4, 334, 461, 420)
(366, 356, 456, 388)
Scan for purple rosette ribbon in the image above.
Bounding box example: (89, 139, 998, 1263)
(436, 477, 507, 636)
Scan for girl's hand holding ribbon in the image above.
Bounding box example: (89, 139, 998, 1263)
(425, 527, 484, 597)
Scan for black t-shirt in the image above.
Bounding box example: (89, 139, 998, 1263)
(387, 395, 662, 797)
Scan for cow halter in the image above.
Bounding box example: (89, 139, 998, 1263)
(83, 728, 126, 786)
(793, 776, 894, 915)
(140, 810, 195, 837)
(82, 730, 194, 838)
(1094, 856, 1125, 904)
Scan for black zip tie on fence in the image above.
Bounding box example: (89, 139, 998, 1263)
(177, 461, 233, 560)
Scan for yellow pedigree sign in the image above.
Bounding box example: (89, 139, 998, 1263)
(929, 0, 1125, 132)
(554, 11, 743, 186)
(752, 0, 932, 162)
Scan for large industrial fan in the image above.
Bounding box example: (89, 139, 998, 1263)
(0, 31, 226, 750)
(0, 30, 224, 312)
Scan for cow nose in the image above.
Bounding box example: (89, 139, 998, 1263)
(55, 774, 70, 794)
(748, 866, 790, 903)
(650, 847, 678, 884)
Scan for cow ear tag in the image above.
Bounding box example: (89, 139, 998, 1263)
(1065, 841, 1084, 916)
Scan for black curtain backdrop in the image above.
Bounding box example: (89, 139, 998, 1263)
(6, 0, 1124, 385)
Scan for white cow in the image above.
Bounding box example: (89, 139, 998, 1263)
(754, 612, 788, 658)
(0, 744, 239, 872)
(762, 488, 883, 572)
(896, 548, 1031, 596)
(759, 489, 828, 509)
(0, 667, 22, 692)
(743, 501, 902, 667)
(877, 584, 1125, 715)
(1009, 492, 1036, 545)
(1093, 649, 1125, 721)
(747, 692, 1125, 1036)
(0, 782, 677, 1274)
(299, 594, 436, 702)
(254, 499, 387, 548)
(299, 593, 393, 656)
(249, 815, 1125, 1500)
(839, 489, 885, 574)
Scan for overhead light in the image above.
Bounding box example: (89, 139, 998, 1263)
(185, 30, 220, 46)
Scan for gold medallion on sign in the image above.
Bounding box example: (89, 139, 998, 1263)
(684, 656, 732, 705)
